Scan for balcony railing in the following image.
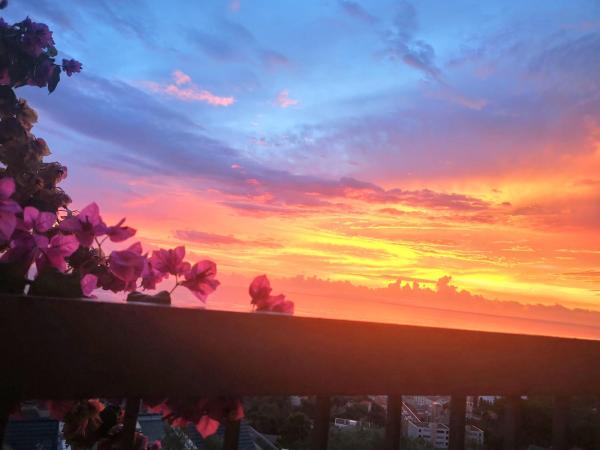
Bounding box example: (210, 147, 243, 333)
(1, 294, 600, 450)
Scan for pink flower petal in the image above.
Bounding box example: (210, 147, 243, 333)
(24, 206, 55, 233)
(0, 211, 16, 242)
(249, 274, 271, 304)
(109, 244, 145, 285)
(181, 260, 219, 301)
(36, 234, 79, 273)
(127, 241, 143, 254)
(250, 276, 294, 315)
(52, 234, 79, 257)
(80, 273, 98, 296)
(58, 216, 82, 233)
(79, 202, 101, 226)
(37, 211, 56, 232)
(195, 416, 220, 438)
(150, 246, 187, 275)
(106, 217, 136, 242)
(0, 177, 15, 199)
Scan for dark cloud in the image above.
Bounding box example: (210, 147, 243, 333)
(379, 1, 441, 80)
(191, 29, 249, 63)
(25, 71, 492, 218)
(260, 50, 291, 69)
(218, 201, 306, 216)
(190, 19, 290, 69)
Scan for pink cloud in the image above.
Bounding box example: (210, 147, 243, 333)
(172, 70, 192, 86)
(229, 0, 241, 12)
(275, 90, 298, 108)
(144, 71, 235, 106)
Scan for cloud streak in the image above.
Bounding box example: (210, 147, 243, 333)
(339, 1, 378, 25)
(143, 70, 235, 106)
(275, 90, 298, 108)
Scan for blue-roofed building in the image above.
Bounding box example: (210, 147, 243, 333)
(3, 418, 60, 450)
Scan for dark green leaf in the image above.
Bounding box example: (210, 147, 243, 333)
(47, 65, 60, 93)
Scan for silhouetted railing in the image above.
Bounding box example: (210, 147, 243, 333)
(1, 294, 600, 450)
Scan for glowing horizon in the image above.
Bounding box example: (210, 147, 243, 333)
(8, 0, 600, 316)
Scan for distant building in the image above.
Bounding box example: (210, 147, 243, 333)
(478, 395, 499, 404)
(401, 400, 484, 449)
(404, 420, 449, 448)
(466, 424, 485, 446)
(3, 418, 61, 450)
(333, 418, 359, 429)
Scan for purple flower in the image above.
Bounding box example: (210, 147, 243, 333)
(0, 177, 22, 244)
(62, 59, 82, 77)
(150, 246, 189, 276)
(181, 260, 220, 301)
(35, 233, 79, 273)
(140, 257, 166, 290)
(248, 275, 294, 315)
(23, 206, 55, 234)
(80, 273, 98, 297)
(105, 218, 136, 242)
(108, 242, 145, 288)
(59, 202, 107, 247)
(249, 274, 271, 304)
(0, 229, 36, 266)
(21, 20, 54, 57)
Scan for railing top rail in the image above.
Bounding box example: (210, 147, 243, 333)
(2, 295, 600, 398)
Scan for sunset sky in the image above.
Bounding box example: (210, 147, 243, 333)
(6, 0, 600, 323)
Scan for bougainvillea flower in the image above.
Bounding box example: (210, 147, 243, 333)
(59, 202, 107, 247)
(181, 260, 220, 301)
(249, 275, 294, 314)
(80, 273, 98, 297)
(35, 233, 79, 273)
(21, 20, 54, 56)
(0, 230, 36, 266)
(195, 397, 244, 438)
(105, 217, 136, 242)
(23, 206, 55, 233)
(146, 397, 243, 439)
(140, 257, 166, 290)
(270, 296, 295, 314)
(46, 401, 76, 421)
(62, 59, 82, 76)
(62, 399, 104, 449)
(0, 177, 22, 243)
(108, 242, 144, 286)
(196, 415, 220, 438)
(150, 246, 188, 276)
(148, 441, 163, 450)
(248, 274, 272, 304)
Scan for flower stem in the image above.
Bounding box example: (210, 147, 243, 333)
(94, 236, 104, 258)
(169, 275, 180, 295)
